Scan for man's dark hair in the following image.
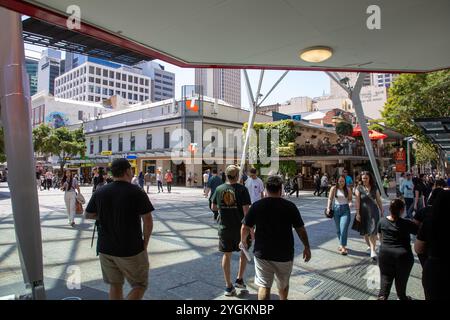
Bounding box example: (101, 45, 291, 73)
(435, 179, 446, 189)
(212, 168, 218, 174)
(389, 198, 405, 219)
(250, 168, 257, 175)
(111, 158, 131, 178)
(266, 175, 283, 194)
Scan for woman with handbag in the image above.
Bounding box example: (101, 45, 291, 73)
(326, 175, 352, 255)
(61, 170, 81, 227)
(355, 171, 384, 260)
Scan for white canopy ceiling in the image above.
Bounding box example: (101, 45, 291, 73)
(1, 0, 449, 72)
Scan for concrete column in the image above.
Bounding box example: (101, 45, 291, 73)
(0, 8, 46, 299)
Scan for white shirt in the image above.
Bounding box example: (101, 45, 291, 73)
(203, 173, 209, 183)
(156, 173, 162, 182)
(131, 176, 139, 185)
(245, 177, 265, 204)
(335, 188, 349, 205)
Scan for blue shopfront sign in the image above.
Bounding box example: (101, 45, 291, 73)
(126, 155, 137, 160)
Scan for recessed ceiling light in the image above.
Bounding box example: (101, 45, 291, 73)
(299, 46, 333, 63)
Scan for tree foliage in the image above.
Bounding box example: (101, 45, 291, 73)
(335, 121, 353, 136)
(381, 70, 450, 165)
(33, 124, 86, 174)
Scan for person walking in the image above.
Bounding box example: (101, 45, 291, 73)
(204, 168, 223, 221)
(383, 176, 390, 197)
(413, 176, 426, 215)
(165, 169, 173, 193)
(36, 171, 43, 191)
(85, 159, 154, 300)
(203, 170, 210, 192)
(327, 175, 352, 255)
(240, 175, 311, 300)
(156, 170, 164, 193)
(289, 172, 301, 198)
(245, 168, 265, 204)
(61, 169, 81, 227)
(318, 173, 329, 197)
(400, 173, 414, 218)
(138, 171, 145, 189)
(45, 170, 53, 191)
(415, 190, 450, 300)
(221, 170, 226, 184)
(377, 199, 418, 300)
(355, 171, 384, 260)
(343, 169, 353, 191)
(211, 165, 252, 296)
(313, 173, 321, 196)
(144, 171, 152, 193)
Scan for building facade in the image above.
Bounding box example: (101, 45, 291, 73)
(195, 68, 241, 108)
(25, 56, 39, 96)
(31, 92, 108, 128)
(77, 96, 271, 185)
(37, 49, 62, 95)
(54, 61, 152, 105)
(134, 61, 175, 102)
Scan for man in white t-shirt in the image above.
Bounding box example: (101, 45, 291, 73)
(203, 170, 210, 192)
(245, 168, 265, 204)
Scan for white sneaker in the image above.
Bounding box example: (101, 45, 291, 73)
(370, 250, 377, 260)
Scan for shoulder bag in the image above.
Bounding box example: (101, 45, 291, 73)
(324, 187, 336, 218)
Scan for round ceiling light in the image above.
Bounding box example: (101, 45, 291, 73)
(299, 46, 333, 63)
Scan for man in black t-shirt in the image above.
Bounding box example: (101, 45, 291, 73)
(211, 165, 251, 296)
(85, 158, 154, 300)
(241, 175, 311, 300)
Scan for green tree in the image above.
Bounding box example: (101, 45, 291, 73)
(335, 121, 353, 136)
(381, 70, 450, 166)
(32, 124, 86, 175)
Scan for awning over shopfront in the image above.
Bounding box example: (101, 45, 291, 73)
(414, 117, 450, 157)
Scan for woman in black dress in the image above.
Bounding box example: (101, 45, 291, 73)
(355, 171, 384, 260)
(377, 199, 418, 300)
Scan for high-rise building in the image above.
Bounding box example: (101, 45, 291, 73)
(195, 68, 241, 108)
(371, 73, 399, 88)
(37, 49, 62, 95)
(25, 56, 39, 96)
(134, 61, 175, 101)
(54, 60, 152, 105)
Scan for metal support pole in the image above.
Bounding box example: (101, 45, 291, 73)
(326, 72, 386, 198)
(406, 139, 411, 173)
(239, 70, 257, 180)
(0, 8, 46, 299)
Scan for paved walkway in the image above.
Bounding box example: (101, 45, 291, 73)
(0, 182, 424, 300)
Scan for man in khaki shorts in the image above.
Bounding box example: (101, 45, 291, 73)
(85, 158, 154, 300)
(241, 175, 311, 300)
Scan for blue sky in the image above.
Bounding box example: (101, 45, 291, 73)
(26, 44, 330, 108)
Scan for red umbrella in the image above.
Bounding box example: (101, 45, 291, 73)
(352, 125, 388, 140)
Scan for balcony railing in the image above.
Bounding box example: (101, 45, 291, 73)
(294, 144, 391, 158)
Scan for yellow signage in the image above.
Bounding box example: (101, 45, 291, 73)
(101, 151, 112, 156)
(128, 159, 136, 167)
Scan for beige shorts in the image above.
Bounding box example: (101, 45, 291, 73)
(254, 257, 293, 290)
(99, 250, 149, 288)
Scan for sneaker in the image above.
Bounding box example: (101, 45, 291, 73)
(224, 286, 236, 297)
(234, 279, 247, 290)
(370, 250, 377, 260)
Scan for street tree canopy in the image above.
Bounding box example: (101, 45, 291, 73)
(33, 124, 86, 174)
(381, 70, 450, 165)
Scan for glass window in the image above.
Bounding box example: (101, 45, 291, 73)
(96, 67, 101, 75)
(109, 81, 114, 87)
(122, 83, 126, 89)
(128, 75, 133, 82)
(145, 79, 149, 86)
(140, 78, 144, 85)
(89, 76, 94, 82)
(128, 93, 132, 99)
(95, 78, 101, 84)
(89, 138, 94, 154)
(108, 136, 112, 151)
(118, 134, 123, 152)
(109, 71, 114, 78)
(146, 132, 152, 150)
(88, 95, 94, 101)
(98, 138, 103, 153)
(134, 94, 138, 100)
(164, 132, 170, 148)
(128, 85, 132, 90)
(116, 82, 120, 88)
(134, 76, 138, 84)
(89, 66, 95, 74)
(130, 133, 135, 151)
(134, 86, 138, 91)
(116, 72, 121, 80)
(103, 69, 108, 77)
(103, 79, 108, 85)
(122, 74, 126, 81)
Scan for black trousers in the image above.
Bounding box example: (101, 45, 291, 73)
(157, 181, 164, 192)
(378, 247, 414, 300)
(167, 182, 172, 192)
(423, 257, 450, 300)
(289, 186, 299, 197)
(313, 184, 321, 195)
(318, 186, 328, 197)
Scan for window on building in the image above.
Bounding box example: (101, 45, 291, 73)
(145, 88, 149, 93)
(98, 138, 103, 153)
(134, 76, 138, 84)
(128, 85, 132, 90)
(116, 72, 121, 80)
(89, 66, 94, 74)
(102, 88, 108, 95)
(116, 83, 120, 88)
(140, 88, 144, 93)
(122, 92, 126, 98)
(139, 95, 144, 101)
(95, 78, 101, 84)
(134, 86, 138, 91)
(128, 93, 132, 99)
(155, 79, 161, 83)
(122, 83, 126, 89)
(145, 79, 149, 86)
(89, 76, 94, 83)
(134, 94, 138, 100)
(102, 69, 108, 77)
(146, 132, 152, 150)
(128, 75, 132, 82)
(90, 138, 94, 154)
(88, 95, 94, 101)
(109, 81, 114, 87)
(140, 78, 144, 85)
(118, 134, 123, 152)
(130, 133, 135, 151)
(109, 89, 114, 96)
(164, 131, 170, 148)
(109, 71, 114, 78)
(103, 79, 108, 85)
(96, 67, 101, 75)
(108, 136, 112, 151)
(122, 74, 126, 81)
(116, 90, 121, 95)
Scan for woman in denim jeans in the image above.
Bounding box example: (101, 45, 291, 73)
(327, 175, 352, 255)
